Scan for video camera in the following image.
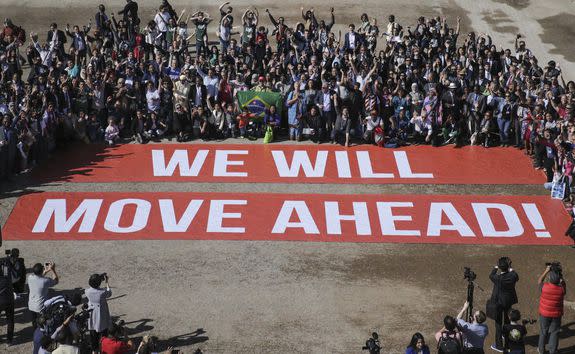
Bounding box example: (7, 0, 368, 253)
(546, 262, 563, 278)
(362, 332, 381, 354)
(38, 294, 93, 336)
(463, 267, 476, 282)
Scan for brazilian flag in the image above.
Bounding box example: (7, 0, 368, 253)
(236, 90, 283, 121)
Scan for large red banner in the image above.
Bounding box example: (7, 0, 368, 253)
(3, 192, 570, 245)
(34, 144, 544, 185)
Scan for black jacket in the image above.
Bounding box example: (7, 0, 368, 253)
(490, 268, 519, 309)
(0, 274, 13, 306)
(46, 29, 67, 49)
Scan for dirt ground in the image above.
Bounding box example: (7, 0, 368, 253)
(2, 0, 575, 353)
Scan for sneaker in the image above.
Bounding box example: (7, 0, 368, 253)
(490, 344, 503, 352)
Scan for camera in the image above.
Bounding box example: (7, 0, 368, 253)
(463, 267, 476, 282)
(4, 250, 10, 256)
(546, 262, 563, 278)
(362, 332, 381, 354)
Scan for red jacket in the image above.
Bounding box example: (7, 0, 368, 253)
(539, 283, 565, 318)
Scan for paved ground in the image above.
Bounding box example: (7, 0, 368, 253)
(2, 0, 575, 353)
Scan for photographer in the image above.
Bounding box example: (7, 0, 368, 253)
(537, 264, 566, 354)
(51, 313, 80, 354)
(86, 273, 112, 352)
(100, 322, 134, 354)
(28, 262, 59, 328)
(1, 248, 26, 294)
(0, 263, 14, 346)
(455, 301, 488, 354)
(488, 257, 519, 352)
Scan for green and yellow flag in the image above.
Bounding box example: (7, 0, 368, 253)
(236, 90, 283, 121)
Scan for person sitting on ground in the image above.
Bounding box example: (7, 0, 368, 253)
(236, 106, 255, 138)
(406, 332, 430, 354)
(104, 117, 120, 146)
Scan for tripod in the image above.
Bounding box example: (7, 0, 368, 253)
(466, 280, 474, 322)
(466, 279, 484, 322)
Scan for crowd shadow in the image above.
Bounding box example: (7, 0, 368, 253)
(524, 321, 575, 353)
(0, 142, 133, 200)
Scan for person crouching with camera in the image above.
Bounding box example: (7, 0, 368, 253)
(537, 264, 566, 354)
(86, 273, 112, 353)
(101, 322, 134, 354)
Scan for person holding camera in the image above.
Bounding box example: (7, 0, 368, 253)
(0, 263, 15, 347)
(537, 264, 566, 354)
(488, 257, 519, 352)
(455, 301, 488, 354)
(2, 248, 26, 294)
(86, 273, 112, 353)
(100, 322, 134, 354)
(51, 314, 80, 354)
(28, 262, 59, 328)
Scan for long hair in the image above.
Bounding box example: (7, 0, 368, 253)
(408, 332, 428, 349)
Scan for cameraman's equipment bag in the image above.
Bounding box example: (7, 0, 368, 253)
(438, 331, 462, 354)
(485, 298, 499, 320)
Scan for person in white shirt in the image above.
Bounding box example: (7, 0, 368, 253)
(104, 118, 120, 145)
(197, 66, 220, 99)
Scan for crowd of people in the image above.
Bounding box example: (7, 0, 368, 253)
(0, 1, 573, 197)
(0, 251, 568, 354)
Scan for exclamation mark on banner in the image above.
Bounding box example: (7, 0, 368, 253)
(521, 203, 551, 238)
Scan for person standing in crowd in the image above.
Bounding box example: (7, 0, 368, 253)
(489, 257, 519, 352)
(86, 273, 112, 353)
(537, 265, 566, 354)
(46, 23, 66, 59)
(28, 262, 59, 327)
(455, 301, 488, 354)
(405, 332, 430, 354)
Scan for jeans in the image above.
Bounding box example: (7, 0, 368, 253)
(497, 117, 511, 144)
(539, 315, 561, 354)
(289, 126, 301, 139)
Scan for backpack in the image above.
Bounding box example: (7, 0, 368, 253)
(438, 332, 462, 354)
